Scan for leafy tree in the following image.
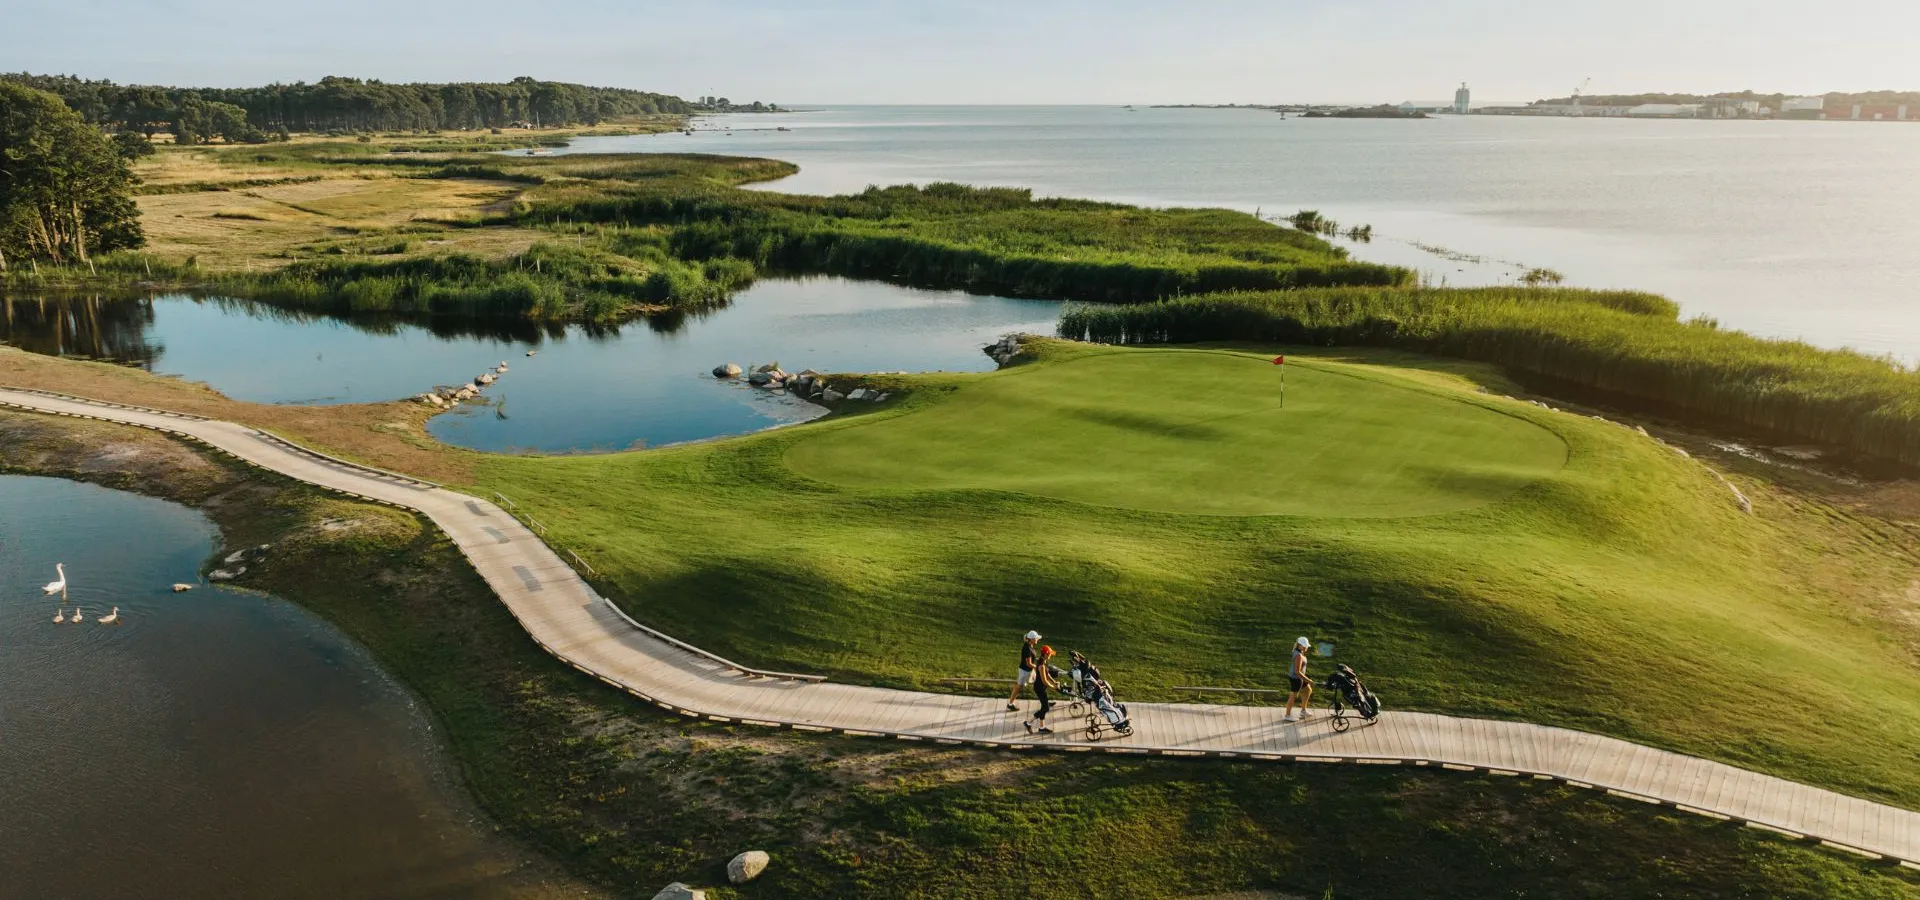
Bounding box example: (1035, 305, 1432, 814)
(110, 129, 154, 159)
(0, 82, 143, 268)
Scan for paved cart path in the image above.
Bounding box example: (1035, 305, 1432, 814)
(5, 386, 1915, 866)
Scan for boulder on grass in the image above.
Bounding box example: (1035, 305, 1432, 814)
(650, 884, 704, 900)
(822, 389, 846, 403)
(713, 363, 743, 379)
(727, 850, 770, 884)
(847, 388, 869, 401)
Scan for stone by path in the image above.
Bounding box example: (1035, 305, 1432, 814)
(3, 386, 1914, 867)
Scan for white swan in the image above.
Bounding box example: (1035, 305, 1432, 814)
(42, 563, 66, 594)
(71, 606, 84, 624)
(100, 607, 120, 625)
(53, 606, 66, 624)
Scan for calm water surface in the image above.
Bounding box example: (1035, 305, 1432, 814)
(1, 277, 1056, 453)
(568, 106, 1920, 359)
(0, 476, 569, 898)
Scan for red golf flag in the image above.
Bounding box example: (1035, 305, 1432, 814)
(1272, 355, 1285, 365)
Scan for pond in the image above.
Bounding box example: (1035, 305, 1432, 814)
(0, 278, 1059, 454)
(0, 476, 570, 898)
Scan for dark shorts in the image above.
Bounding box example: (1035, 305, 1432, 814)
(1288, 674, 1308, 693)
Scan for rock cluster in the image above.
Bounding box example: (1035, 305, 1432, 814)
(419, 361, 514, 408)
(985, 334, 1024, 367)
(209, 543, 270, 582)
(713, 362, 892, 408)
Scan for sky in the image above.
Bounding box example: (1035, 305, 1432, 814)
(7, 0, 1917, 104)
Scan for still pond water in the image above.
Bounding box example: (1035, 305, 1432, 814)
(0, 476, 567, 898)
(1, 277, 1056, 453)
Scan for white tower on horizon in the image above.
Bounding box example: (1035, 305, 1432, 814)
(1454, 82, 1471, 115)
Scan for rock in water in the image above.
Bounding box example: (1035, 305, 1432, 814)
(754, 361, 781, 374)
(208, 566, 246, 582)
(727, 851, 770, 884)
(650, 884, 704, 900)
(748, 371, 774, 386)
(713, 363, 743, 379)
(171, 583, 194, 593)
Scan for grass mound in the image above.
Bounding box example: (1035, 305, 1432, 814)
(786, 350, 1566, 517)
(476, 342, 1920, 811)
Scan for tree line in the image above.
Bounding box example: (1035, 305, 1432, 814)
(0, 74, 713, 139)
(0, 82, 144, 269)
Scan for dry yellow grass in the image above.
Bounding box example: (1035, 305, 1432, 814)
(134, 146, 535, 269)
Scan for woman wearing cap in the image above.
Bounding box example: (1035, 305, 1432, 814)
(1007, 630, 1042, 711)
(1024, 646, 1060, 735)
(1283, 636, 1314, 722)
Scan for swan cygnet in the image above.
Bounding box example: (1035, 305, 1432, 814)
(100, 607, 121, 625)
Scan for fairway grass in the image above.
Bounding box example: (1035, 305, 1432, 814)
(785, 350, 1567, 517)
(475, 341, 1920, 811)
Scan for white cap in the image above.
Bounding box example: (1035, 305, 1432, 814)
(1295, 636, 1311, 649)
(1025, 630, 1041, 641)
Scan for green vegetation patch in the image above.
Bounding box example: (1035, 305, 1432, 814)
(786, 350, 1566, 517)
(476, 342, 1920, 810)
(1062, 287, 1920, 468)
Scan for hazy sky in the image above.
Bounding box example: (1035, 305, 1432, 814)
(8, 0, 1916, 104)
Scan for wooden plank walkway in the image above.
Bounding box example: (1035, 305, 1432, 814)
(5, 386, 1916, 866)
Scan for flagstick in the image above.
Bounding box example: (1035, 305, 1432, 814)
(1280, 360, 1286, 409)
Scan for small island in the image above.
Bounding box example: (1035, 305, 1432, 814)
(1299, 105, 1429, 119)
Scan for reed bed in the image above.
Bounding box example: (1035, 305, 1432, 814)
(1058, 288, 1920, 465)
(522, 177, 1414, 302)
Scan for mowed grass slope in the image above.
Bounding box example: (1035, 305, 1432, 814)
(475, 342, 1920, 808)
(786, 350, 1568, 517)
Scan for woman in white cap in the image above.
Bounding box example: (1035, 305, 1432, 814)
(1283, 636, 1314, 722)
(1007, 630, 1042, 711)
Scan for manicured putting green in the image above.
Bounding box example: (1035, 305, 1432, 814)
(785, 351, 1568, 516)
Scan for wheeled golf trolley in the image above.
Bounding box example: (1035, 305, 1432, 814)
(1323, 663, 1381, 733)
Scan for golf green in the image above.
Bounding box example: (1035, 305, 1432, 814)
(784, 351, 1568, 516)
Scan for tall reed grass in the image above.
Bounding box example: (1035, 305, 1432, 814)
(1059, 288, 1920, 465)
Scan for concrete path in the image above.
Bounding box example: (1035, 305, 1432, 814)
(4, 386, 1915, 866)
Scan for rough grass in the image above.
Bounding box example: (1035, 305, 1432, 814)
(133, 148, 534, 270)
(474, 340, 1920, 811)
(786, 349, 1568, 517)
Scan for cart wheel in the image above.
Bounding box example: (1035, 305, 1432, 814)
(1085, 726, 1100, 742)
(1117, 723, 1134, 737)
(1332, 714, 1351, 733)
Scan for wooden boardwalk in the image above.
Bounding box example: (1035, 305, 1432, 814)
(5, 386, 1915, 866)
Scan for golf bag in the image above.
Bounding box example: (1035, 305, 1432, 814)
(1068, 651, 1134, 740)
(1322, 664, 1381, 732)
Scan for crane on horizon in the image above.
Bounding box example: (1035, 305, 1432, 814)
(1571, 77, 1592, 111)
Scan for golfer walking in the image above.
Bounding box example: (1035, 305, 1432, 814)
(1007, 630, 1042, 711)
(1283, 636, 1314, 722)
(1024, 646, 1059, 735)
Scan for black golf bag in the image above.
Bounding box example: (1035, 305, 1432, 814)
(1322, 663, 1381, 732)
